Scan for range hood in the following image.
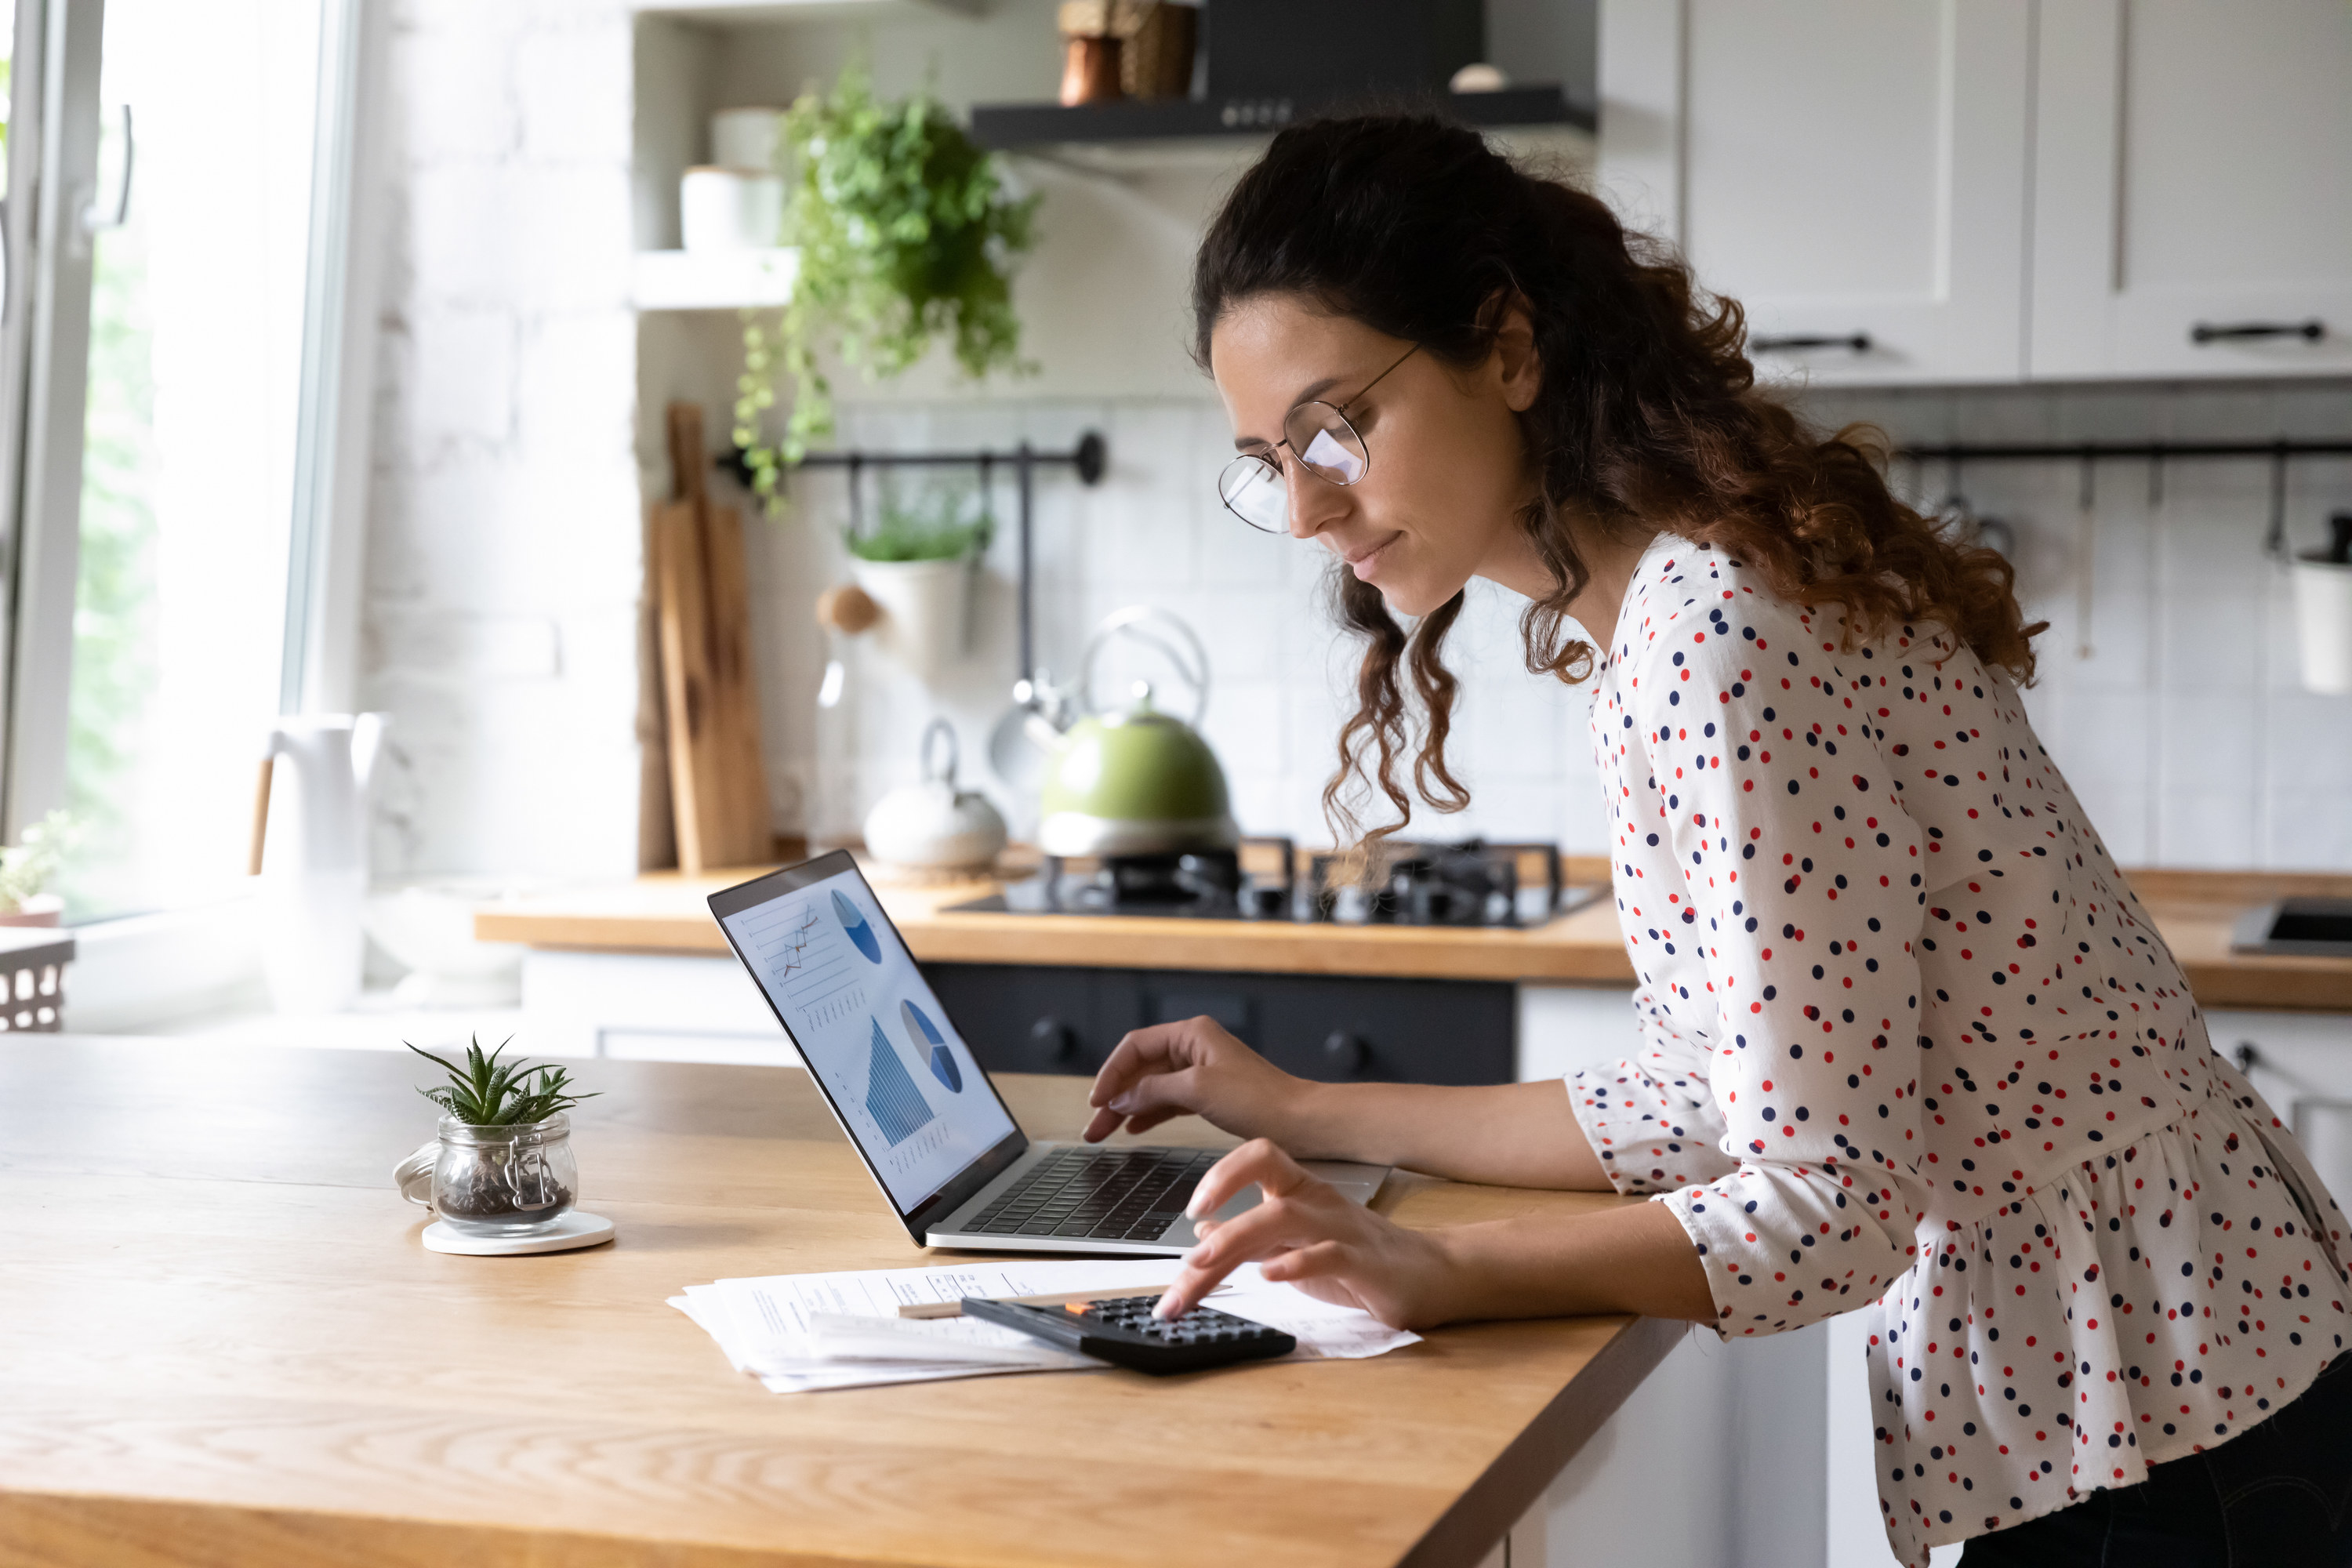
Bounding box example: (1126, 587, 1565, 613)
(970, 0, 1595, 153)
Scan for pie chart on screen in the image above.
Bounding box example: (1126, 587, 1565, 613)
(900, 999, 962, 1093)
(833, 889, 881, 963)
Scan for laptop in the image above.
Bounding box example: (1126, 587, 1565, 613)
(708, 851, 1389, 1254)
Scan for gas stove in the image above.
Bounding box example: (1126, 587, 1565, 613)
(949, 837, 1597, 927)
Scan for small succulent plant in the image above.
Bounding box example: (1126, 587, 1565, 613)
(409, 1035, 597, 1127)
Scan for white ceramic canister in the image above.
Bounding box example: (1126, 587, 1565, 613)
(2292, 555, 2352, 695)
(710, 106, 785, 172)
(680, 166, 784, 252)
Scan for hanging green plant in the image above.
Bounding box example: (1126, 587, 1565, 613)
(733, 64, 1040, 509)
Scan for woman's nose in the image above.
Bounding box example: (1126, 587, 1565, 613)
(1284, 458, 1347, 540)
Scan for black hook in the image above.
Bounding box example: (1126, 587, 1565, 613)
(2266, 441, 2289, 559)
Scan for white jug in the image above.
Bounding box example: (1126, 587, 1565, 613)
(253, 713, 386, 1014)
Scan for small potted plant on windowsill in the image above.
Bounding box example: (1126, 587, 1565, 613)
(0, 811, 77, 927)
(395, 1036, 613, 1255)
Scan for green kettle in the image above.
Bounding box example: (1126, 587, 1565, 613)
(1036, 607, 1238, 858)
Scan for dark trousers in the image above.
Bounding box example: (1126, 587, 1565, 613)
(1959, 1353, 2352, 1566)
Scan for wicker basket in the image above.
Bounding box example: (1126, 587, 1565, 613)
(0, 927, 72, 1032)
(1115, 0, 1198, 100)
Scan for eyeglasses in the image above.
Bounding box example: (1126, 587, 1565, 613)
(1216, 343, 1421, 534)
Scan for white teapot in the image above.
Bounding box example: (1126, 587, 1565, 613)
(862, 719, 1007, 873)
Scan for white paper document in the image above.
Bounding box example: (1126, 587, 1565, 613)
(669, 1256, 1421, 1393)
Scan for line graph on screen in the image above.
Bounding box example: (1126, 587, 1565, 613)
(734, 898, 867, 1030)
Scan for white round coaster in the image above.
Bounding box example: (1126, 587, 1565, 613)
(421, 1210, 615, 1256)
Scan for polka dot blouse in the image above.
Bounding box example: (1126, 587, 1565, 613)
(1566, 535, 2351, 1567)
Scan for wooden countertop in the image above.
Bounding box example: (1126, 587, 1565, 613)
(0, 1039, 1678, 1568)
(477, 861, 2352, 1011)
(477, 864, 1642, 985)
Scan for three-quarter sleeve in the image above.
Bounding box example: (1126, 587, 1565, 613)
(1567, 989, 1740, 1196)
(1628, 608, 1939, 1337)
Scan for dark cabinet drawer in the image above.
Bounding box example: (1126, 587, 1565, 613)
(923, 963, 1514, 1086)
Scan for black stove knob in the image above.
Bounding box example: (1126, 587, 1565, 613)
(1323, 1031, 1371, 1078)
(1029, 1017, 1078, 1069)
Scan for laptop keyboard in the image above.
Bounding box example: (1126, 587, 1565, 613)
(963, 1147, 1221, 1242)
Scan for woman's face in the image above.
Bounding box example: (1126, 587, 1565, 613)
(1209, 293, 1547, 617)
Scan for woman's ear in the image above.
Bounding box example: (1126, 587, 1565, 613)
(1490, 292, 1543, 412)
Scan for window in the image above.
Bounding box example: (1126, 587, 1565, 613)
(0, 0, 367, 926)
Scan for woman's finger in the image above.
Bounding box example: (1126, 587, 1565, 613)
(1183, 1138, 1308, 1222)
(1084, 1022, 1200, 1109)
(1154, 1192, 1341, 1319)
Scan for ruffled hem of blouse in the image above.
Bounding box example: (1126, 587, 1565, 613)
(1872, 1069, 2351, 1567)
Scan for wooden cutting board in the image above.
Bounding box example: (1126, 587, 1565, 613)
(652, 401, 771, 873)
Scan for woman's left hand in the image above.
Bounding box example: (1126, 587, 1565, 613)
(1156, 1139, 1458, 1328)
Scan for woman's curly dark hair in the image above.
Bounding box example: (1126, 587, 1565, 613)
(1192, 114, 2043, 845)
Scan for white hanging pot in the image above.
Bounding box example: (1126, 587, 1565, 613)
(862, 718, 1007, 873)
(2292, 557, 2352, 695)
(2292, 514, 2352, 696)
(849, 557, 975, 682)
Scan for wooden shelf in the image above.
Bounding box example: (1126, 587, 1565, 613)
(631, 248, 797, 311)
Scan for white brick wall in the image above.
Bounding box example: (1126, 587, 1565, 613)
(364, 0, 642, 880)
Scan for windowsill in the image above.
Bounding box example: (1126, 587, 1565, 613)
(133, 987, 524, 1053)
(67, 891, 268, 1033)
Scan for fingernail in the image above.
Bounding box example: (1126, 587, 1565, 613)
(1109, 1094, 1136, 1114)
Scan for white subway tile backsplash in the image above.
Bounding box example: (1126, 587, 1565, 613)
(786, 379, 2350, 870)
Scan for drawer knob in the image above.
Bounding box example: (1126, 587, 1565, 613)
(1323, 1030, 1370, 1076)
(1029, 1017, 1077, 1065)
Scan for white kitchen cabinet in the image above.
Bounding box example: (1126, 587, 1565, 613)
(2209, 1010, 2352, 1209)
(2030, 0, 2352, 380)
(520, 949, 801, 1064)
(1599, 0, 2033, 386)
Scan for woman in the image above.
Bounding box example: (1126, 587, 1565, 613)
(1081, 116, 2352, 1566)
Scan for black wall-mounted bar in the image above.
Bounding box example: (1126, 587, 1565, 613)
(1887, 438, 2352, 555)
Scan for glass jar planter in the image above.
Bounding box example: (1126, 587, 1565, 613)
(396, 1114, 578, 1236)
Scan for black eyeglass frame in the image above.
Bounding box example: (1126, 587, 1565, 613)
(1218, 342, 1423, 533)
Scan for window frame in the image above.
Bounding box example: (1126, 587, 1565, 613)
(0, 0, 384, 1027)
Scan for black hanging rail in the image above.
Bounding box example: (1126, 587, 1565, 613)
(1890, 438, 2352, 463)
(1889, 437, 2352, 557)
(757, 431, 1109, 695)
(786, 434, 1108, 482)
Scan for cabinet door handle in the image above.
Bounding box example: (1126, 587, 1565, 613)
(2190, 320, 2324, 344)
(1752, 332, 1872, 354)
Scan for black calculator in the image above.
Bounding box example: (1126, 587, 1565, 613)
(961, 1294, 1297, 1375)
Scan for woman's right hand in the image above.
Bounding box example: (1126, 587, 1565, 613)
(1081, 1017, 1312, 1145)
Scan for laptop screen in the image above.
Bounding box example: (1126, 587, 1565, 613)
(710, 854, 1021, 1218)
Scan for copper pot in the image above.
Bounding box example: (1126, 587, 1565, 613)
(1062, 34, 1123, 105)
